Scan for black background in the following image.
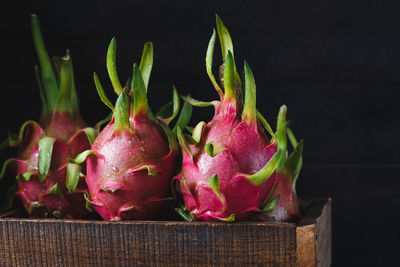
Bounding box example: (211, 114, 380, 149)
(1, 1, 400, 266)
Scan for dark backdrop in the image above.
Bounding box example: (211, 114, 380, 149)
(1, 1, 400, 266)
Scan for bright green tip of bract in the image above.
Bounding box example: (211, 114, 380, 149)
(223, 50, 236, 103)
(139, 42, 154, 91)
(216, 14, 233, 62)
(132, 63, 149, 119)
(31, 14, 82, 119)
(247, 151, 281, 186)
(209, 174, 221, 197)
(93, 72, 114, 111)
(276, 105, 288, 170)
(176, 126, 190, 154)
(113, 92, 131, 131)
(158, 120, 178, 152)
(53, 55, 74, 112)
(215, 15, 241, 87)
(107, 37, 123, 96)
(31, 14, 58, 114)
(242, 61, 257, 124)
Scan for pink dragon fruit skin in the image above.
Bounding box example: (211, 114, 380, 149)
(174, 16, 286, 222)
(77, 39, 178, 221)
(0, 15, 98, 218)
(258, 128, 304, 222)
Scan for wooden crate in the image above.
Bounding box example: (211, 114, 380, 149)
(0, 198, 331, 267)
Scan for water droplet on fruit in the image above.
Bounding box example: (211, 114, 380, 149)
(140, 147, 145, 152)
(105, 173, 111, 178)
(112, 166, 119, 173)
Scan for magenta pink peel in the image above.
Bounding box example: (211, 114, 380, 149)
(175, 16, 303, 222)
(79, 40, 178, 221)
(0, 15, 97, 218)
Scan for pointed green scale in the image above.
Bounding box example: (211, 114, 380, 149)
(284, 140, 304, 182)
(19, 121, 40, 141)
(134, 165, 158, 176)
(106, 37, 123, 95)
(204, 143, 214, 157)
(205, 142, 226, 157)
(276, 105, 288, 170)
(192, 121, 206, 144)
(16, 172, 35, 182)
(256, 110, 276, 139)
(31, 14, 58, 112)
(66, 163, 81, 193)
(287, 127, 298, 148)
(183, 134, 198, 145)
(82, 128, 99, 146)
(181, 95, 216, 107)
(93, 72, 115, 111)
(69, 150, 97, 165)
(260, 182, 278, 210)
(217, 214, 235, 222)
(156, 102, 173, 118)
(216, 15, 234, 63)
(209, 174, 221, 197)
(156, 87, 180, 124)
(246, 151, 281, 186)
(101, 187, 113, 194)
(169, 87, 180, 122)
(206, 29, 223, 95)
(114, 92, 131, 131)
(158, 120, 178, 152)
(139, 42, 153, 91)
(215, 15, 241, 87)
(223, 51, 236, 103)
(54, 56, 73, 112)
(172, 101, 193, 135)
(176, 127, 191, 154)
(84, 192, 94, 212)
(8, 120, 40, 148)
(132, 64, 149, 119)
(263, 195, 280, 212)
(130, 49, 156, 121)
(242, 61, 257, 125)
(38, 137, 55, 182)
(175, 208, 193, 222)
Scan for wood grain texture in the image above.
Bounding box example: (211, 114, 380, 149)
(296, 198, 332, 267)
(0, 199, 331, 267)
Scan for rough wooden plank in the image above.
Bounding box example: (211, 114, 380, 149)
(296, 198, 332, 267)
(296, 224, 316, 267)
(315, 198, 332, 267)
(0, 199, 330, 267)
(0, 219, 297, 266)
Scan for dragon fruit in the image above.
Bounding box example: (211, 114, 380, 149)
(73, 38, 178, 221)
(0, 15, 97, 218)
(258, 126, 303, 222)
(174, 16, 303, 222)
